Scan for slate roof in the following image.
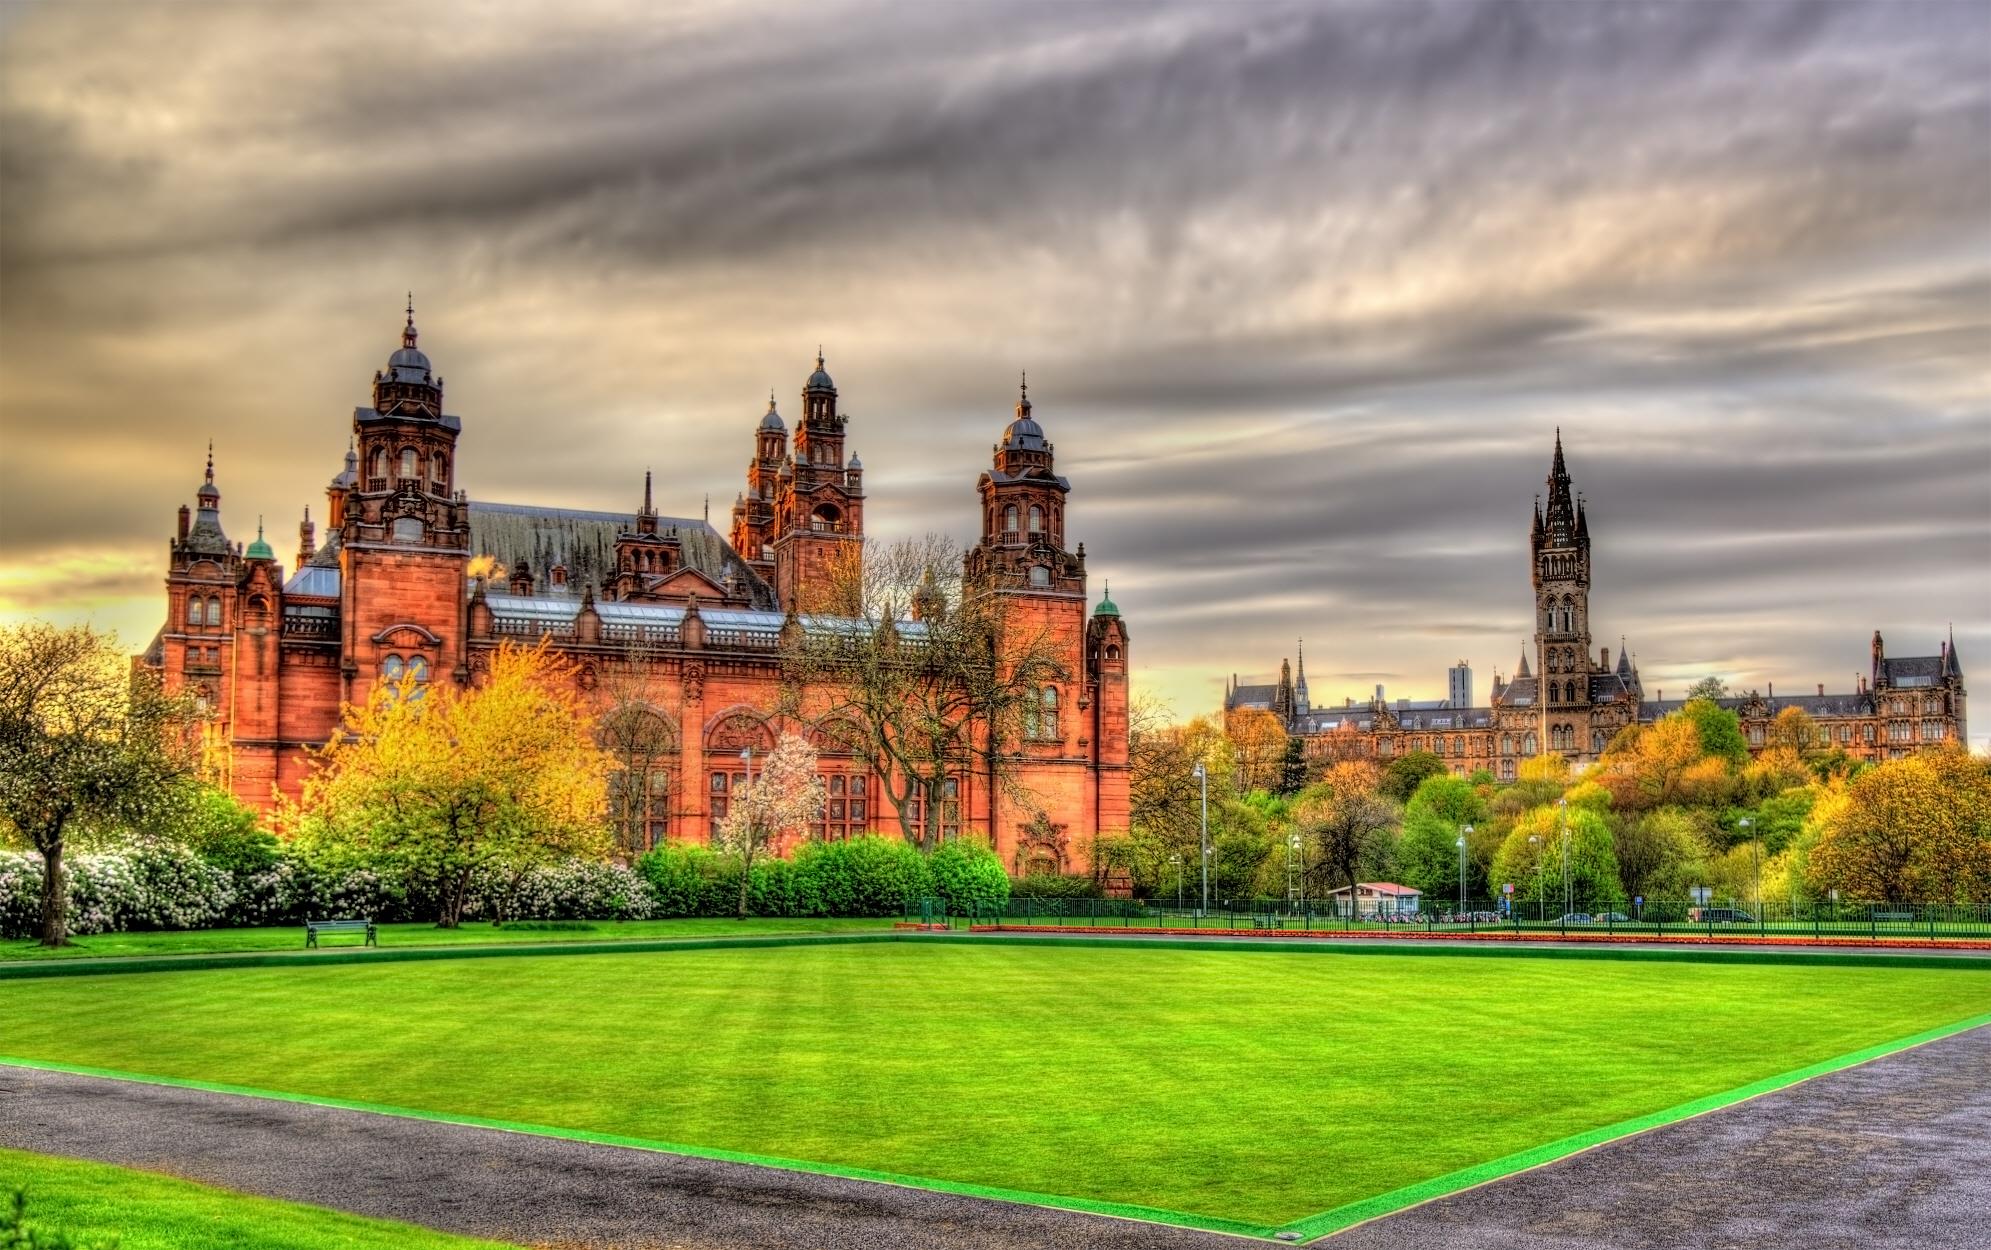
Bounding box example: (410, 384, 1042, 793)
(468, 502, 779, 610)
(1228, 683, 1278, 710)
(1880, 655, 1945, 688)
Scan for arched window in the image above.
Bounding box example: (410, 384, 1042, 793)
(1029, 565, 1051, 587)
(1041, 686, 1060, 739)
(1028, 505, 1043, 533)
(368, 448, 388, 490)
(1003, 505, 1018, 534)
(1501, 733, 1513, 754)
(399, 447, 418, 482)
(206, 596, 222, 626)
(430, 452, 448, 491)
(185, 597, 202, 626)
(1450, 735, 1462, 755)
(1523, 731, 1537, 756)
(1592, 729, 1607, 753)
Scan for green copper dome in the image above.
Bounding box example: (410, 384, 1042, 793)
(1095, 581, 1119, 617)
(245, 518, 274, 561)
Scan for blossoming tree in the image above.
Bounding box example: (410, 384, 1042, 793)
(713, 731, 825, 918)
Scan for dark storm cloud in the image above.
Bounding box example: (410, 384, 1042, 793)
(0, 0, 1986, 735)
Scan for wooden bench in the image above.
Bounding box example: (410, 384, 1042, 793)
(306, 919, 377, 949)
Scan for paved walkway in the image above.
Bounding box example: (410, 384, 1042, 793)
(1333, 1021, 1991, 1250)
(1, 1023, 1985, 1248)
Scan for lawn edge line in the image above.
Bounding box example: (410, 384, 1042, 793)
(0, 1055, 1279, 1242)
(0, 931, 917, 979)
(1280, 1008, 1991, 1243)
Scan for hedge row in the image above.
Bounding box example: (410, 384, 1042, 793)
(0, 836, 1011, 938)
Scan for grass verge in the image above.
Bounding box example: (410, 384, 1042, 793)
(0, 1147, 521, 1249)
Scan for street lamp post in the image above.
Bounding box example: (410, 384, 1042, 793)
(1192, 761, 1209, 915)
(1528, 834, 1543, 923)
(1457, 823, 1473, 915)
(1169, 854, 1183, 909)
(1558, 797, 1571, 918)
(1740, 815, 1758, 917)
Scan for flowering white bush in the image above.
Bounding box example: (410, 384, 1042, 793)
(1, 841, 232, 936)
(464, 859, 658, 922)
(0, 852, 42, 939)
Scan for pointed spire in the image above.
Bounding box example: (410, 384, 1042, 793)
(1946, 623, 1963, 677)
(641, 469, 653, 514)
(402, 292, 418, 349)
(205, 441, 214, 485)
(1517, 646, 1532, 679)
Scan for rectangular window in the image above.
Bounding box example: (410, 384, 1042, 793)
(813, 774, 869, 840)
(940, 777, 961, 840)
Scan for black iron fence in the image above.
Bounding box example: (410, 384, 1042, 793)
(909, 896, 1991, 941)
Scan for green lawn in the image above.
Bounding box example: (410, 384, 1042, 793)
(0, 1148, 521, 1249)
(0, 916, 896, 962)
(2, 943, 1987, 1231)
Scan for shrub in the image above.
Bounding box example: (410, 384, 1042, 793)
(469, 859, 659, 923)
(929, 837, 1010, 914)
(0, 852, 42, 939)
(793, 836, 931, 916)
(1012, 872, 1100, 899)
(635, 844, 735, 916)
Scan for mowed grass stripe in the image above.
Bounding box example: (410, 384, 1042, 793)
(2, 944, 1986, 1228)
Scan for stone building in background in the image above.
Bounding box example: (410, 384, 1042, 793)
(143, 307, 1131, 874)
(1227, 433, 1967, 776)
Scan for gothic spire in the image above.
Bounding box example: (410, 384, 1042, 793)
(1543, 428, 1577, 539)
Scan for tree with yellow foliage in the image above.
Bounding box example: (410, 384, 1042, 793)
(1225, 708, 1288, 793)
(1808, 746, 1991, 903)
(295, 640, 611, 927)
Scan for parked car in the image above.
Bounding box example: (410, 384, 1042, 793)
(1555, 913, 1595, 925)
(1596, 911, 1630, 922)
(1688, 907, 1756, 923)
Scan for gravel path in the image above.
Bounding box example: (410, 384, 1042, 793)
(1, 1022, 1984, 1248)
(1332, 1021, 1991, 1250)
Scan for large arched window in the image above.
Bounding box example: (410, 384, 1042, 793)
(185, 597, 202, 626)
(206, 596, 222, 626)
(1028, 505, 1043, 534)
(381, 653, 430, 701)
(1003, 504, 1018, 534)
(1523, 731, 1537, 756)
(368, 448, 388, 490)
(399, 447, 418, 483)
(1041, 686, 1059, 739)
(430, 452, 449, 492)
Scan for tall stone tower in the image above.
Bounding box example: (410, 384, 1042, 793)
(1531, 431, 1593, 755)
(340, 300, 472, 699)
(771, 352, 865, 611)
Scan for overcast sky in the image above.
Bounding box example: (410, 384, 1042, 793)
(1, 0, 1986, 741)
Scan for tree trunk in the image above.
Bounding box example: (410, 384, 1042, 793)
(737, 844, 753, 918)
(38, 836, 69, 948)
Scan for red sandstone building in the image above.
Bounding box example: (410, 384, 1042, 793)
(144, 309, 1131, 874)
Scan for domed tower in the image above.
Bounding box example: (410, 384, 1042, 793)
(1531, 430, 1595, 757)
(339, 297, 472, 699)
(965, 375, 1081, 597)
(730, 392, 787, 577)
(771, 351, 864, 610)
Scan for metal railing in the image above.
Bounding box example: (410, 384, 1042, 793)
(911, 896, 1991, 941)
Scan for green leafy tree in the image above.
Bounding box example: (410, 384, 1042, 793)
(1681, 698, 1749, 767)
(0, 623, 200, 946)
(1380, 751, 1446, 803)
(1294, 765, 1399, 914)
(1808, 747, 1991, 903)
(1490, 805, 1622, 912)
(1396, 775, 1491, 905)
(1275, 736, 1309, 797)
(1611, 808, 1706, 901)
(1685, 675, 1729, 702)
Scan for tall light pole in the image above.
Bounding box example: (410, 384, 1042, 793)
(1287, 832, 1301, 906)
(1740, 815, 1758, 914)
(1169, 853, 1183, 909)
(1558, 797, 1571, 918)
(1458, 823, 1473, 915)
(1192, 761, 1209, 915)
(1528, 834, 1543, 922)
